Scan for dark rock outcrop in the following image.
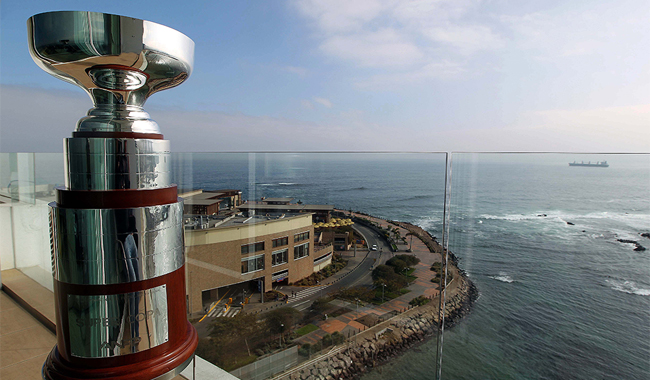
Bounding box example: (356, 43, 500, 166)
(617, 239, 646, 251)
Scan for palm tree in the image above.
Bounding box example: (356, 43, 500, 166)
(405, 232, 416, 251)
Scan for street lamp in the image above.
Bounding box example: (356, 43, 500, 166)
(381, 283, 387, 303)
(279, 323, 284, 347)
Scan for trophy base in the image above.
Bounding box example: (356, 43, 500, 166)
(42, 323, 197, 380)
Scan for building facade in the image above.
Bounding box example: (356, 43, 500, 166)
(185, 213, 328, 315)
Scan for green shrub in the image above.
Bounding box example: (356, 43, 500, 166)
(371, 265, 394, 281)
(409, 295, 430, 306)
(264, 307, 301, 334)
(393, 254, 421, 267)
(385, 257, 407, 273)
(321, 333, 333, 347)
(298, 344, 311, 357)
(331, 331, 346, 345)
(311, 297, 330, 313)
(334, 286, 375, 302)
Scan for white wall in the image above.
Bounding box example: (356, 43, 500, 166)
(1, 199, 53, 291)
(0, 204, 15, 270)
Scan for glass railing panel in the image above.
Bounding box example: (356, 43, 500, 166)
(34, 152, 64, 201)
(0, 153, 63, 291)
(441, 153, 650, 379)
(0, 152, 35, 203)
(172, 152, 448, 380)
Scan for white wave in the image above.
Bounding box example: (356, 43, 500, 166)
(490, 272, 514, 283)
(479, 213, 554, 221)
(478, 211, 650, 229)
(412, 216, 441, 232)
(606, 279, 650, 296)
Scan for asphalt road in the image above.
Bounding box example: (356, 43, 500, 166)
(286, 223, 391, 311)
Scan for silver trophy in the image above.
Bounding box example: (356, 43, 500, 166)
(28, 11, 197, 380)
(28, 10, 194, 134)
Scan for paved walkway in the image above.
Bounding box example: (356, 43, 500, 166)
(294, 212, 442, 345)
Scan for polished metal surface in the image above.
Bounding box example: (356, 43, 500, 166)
(66, 138, 171, 155)
(66, 172, 172, 190)
(65, 139, 171, 189)
(27, 11, 194, 134)
(68, 285, 168, 358)
(50, 201, 185, 285)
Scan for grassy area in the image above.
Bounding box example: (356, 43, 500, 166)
(222, 355, 257, 372)
(295, 324, 319, 336)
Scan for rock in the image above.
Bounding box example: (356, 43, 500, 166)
(618, 239, 646, 251)
(641, 233, 650, 239)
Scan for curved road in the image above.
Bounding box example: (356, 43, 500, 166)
(286, 223, 391, 311)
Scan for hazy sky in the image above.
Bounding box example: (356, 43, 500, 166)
(1, 0, 648, 152)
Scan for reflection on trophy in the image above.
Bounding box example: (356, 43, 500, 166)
(28, 11, 197, 379)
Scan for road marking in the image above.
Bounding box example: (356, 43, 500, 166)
(291, 285, 331, 301)
(199, 289, 231, 322)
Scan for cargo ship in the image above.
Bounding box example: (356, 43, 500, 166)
(569, 161, 609, 167)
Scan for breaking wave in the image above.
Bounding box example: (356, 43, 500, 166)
(490, 272, 514, 283)
(606, 279, 650, 296)
(479, 211, 650, 224)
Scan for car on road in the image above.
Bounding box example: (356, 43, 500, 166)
(371, 244, 378, 251)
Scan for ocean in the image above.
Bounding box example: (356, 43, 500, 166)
(172, 152, 649, 380)
(25, 152, 648, 379)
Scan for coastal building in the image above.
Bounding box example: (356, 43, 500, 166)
(184, 212, 333, 315)
(238, 198, 334, 223)
(181, 189, 243, 215)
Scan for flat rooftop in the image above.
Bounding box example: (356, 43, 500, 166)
(238, 204, 334, 211)
(219, 213, 307, 228)
(184, 212, 310, 231)
(261, 197, 294, 202)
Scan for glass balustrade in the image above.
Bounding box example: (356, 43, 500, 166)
(1, 152, 647, 379)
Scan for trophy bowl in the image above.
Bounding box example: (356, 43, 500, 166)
(27, 11, 195, 134)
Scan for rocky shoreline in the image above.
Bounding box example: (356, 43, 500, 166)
(278, 219, 478, 380)
(281, 274, 477, 380)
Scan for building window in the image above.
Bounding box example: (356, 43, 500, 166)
(241, 241, 265, 254)
(241, 254, 265, 274)
(294, 231, 310, 243)
(314, 253, 332, 265)
(294, 242, 309, 260)
(272, 236, 288, 248)
(272, 249, 288, 266)
(272, 269, 288, 282)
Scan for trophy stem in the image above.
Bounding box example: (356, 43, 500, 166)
(77, 103, 161, 134)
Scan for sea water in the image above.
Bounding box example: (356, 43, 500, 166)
(171, 152, 649, 380)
